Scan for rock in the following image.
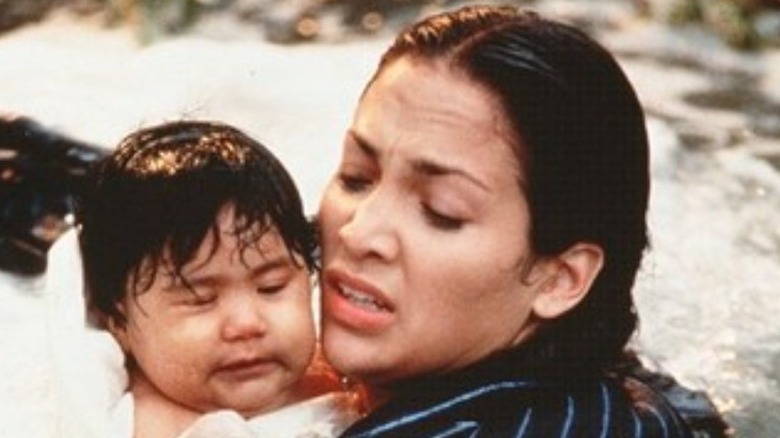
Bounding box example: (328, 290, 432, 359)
(0, 114, 107, 276)
(754, 10, 780, 46)
(639, 0, 780, 49)
(0, 0, 57, 32)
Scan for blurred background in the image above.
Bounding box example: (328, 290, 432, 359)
(1, 0, 779, 436)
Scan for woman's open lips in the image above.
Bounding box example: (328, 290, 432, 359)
(323, 269, 395, 332)
(337, 283, 392, 312)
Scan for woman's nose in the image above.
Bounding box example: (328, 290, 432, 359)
(337, 187, 400, 261)
(220, 294, 267, 341)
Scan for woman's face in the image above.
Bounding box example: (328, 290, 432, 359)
(318, 58, 553, 385)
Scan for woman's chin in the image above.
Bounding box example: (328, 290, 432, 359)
(322, 327, 387, 381)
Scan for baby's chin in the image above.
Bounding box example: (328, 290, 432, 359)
(210, 385, 301, 418)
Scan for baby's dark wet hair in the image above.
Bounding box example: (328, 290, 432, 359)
(77, 120, 316, 327)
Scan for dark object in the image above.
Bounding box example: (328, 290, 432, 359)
(617, 354, 734, 437)
(0, 114, 107, 276)
(0, 0, 56, 33)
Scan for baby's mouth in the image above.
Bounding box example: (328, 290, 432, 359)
(216, 357, 276, 381)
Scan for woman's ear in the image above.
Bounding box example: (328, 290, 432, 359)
(532, 242, 604, 320)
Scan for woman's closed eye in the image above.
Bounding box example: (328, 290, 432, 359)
(422, 204, 465, 231)
(339, 172, 372, 193)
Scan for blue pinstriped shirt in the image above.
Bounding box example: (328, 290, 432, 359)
(340, 351, 694, 438)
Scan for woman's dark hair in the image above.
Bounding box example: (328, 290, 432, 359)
(372, 6, 650, 377)
(77, 120, 317, 327)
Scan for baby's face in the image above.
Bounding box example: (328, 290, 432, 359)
(113, 208, 315, 417)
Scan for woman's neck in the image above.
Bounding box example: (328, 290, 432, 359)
(361, 346, 544, 408)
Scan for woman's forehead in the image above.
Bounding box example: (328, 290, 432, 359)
(354, 59, 520, 179)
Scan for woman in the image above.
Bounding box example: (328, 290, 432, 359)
(318, 5, 695, 437)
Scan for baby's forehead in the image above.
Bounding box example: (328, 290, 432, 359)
(213, 211, 287, 250)
(143, 227, 304, 288)
(189, 219, 289, 259)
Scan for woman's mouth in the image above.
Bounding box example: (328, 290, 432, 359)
(323, 269, 395, 332)
(338, 283, 391, 312)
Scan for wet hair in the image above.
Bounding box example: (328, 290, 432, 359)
(77, 120, 317, 327)
(372, 6, 650, 377)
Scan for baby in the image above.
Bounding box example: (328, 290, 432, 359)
(72, 120, 358, 437)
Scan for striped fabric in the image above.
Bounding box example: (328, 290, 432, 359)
(340, 353, 693, 438)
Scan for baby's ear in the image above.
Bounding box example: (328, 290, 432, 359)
(531, 243, 604, 320)
(106, 304, 130, 353)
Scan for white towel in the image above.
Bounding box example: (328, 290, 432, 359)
(44, 229, 128, 438)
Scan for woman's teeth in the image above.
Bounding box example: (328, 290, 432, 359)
(339, 285, 387, 311)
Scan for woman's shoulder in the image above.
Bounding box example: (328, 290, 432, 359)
(340, 366, 701, 437)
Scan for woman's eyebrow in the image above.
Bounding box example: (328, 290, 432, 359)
(348, 129, 490, 192)
(410, 158, 490, 192)
(346, 130, 379, 159)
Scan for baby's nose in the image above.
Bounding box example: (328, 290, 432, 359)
(221, 295, 267, 341)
